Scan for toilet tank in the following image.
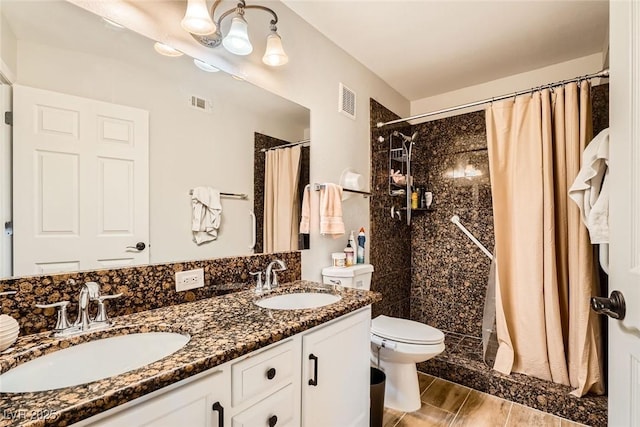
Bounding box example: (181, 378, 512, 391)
(321, 264, 374, 290)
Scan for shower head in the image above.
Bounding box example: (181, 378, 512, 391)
(393, 131, 418, 143)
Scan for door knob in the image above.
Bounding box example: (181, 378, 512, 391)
(126, 242, 146, 251)
(590, 290, 626, 320)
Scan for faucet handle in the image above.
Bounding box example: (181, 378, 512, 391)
(250, 271, 264, 294)
(93, 293, 122, 323)
(36, 301, 71, 331)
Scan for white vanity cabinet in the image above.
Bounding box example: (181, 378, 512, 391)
(87, 368, 230, 427)
(79, 307, 370, 427)
(301, 307, 371, 427)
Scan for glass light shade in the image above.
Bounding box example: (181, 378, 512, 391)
(153, 42, 183, 57)
(262, 32, 288, 66)
(222, 15, 253, 56)
(181, 0, 216, 35)
(194, 58, 220, 73)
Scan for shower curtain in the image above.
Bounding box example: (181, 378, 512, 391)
(264, 146, 301, 252)
(486, 81, 604, 397)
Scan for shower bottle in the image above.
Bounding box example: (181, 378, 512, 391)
(357, 228, 366, 264)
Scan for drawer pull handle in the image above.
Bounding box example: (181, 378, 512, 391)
(266, 367, 277, 380)
(308, 353, 318, 386)
(212, 401, 224, 427)
(268, 415, 278, 427)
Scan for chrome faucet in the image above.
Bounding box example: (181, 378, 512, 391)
(264, 259, 287, 291)
(74, 282, 101, 331)
(36, 281, 121, 337)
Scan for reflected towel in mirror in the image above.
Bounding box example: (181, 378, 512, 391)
(191, 186, 222, 244)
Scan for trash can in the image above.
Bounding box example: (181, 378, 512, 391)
(370, 367, 386, 427)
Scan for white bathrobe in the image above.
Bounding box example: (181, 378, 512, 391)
(568, 128, 609, 245)
(191, 187, 222, 244)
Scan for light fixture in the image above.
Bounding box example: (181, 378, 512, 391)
(153, 42, 183, 57)
(181, 0, 216, 35)
(182, 0, 289, 66)
(193, 58, 220, 72)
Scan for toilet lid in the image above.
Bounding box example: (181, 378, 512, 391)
(371, 315, 444, 345)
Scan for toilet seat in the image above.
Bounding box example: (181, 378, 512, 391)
(371, 315, 444, 345)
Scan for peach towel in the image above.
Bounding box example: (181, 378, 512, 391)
(319, 183, 345, 236)
(299, 184, 311, 234)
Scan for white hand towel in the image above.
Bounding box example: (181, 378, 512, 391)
(319, 183, 345, 237)
(191, 186, 222, 244)
(569, 128, 609, 244)
(299, 184, 311, 234)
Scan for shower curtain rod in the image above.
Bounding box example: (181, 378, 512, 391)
(376, 68, 609, 128)
(260, 139, 310, 152)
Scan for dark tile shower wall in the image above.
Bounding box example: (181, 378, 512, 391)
(410, 111, 493, 336)
(253, 133, 310, 253)
(369, 99, 412, 319)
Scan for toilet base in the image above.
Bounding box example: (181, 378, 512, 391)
(377, 360, 421, 412)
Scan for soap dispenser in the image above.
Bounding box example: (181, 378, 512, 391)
(0, 291, 19, 351)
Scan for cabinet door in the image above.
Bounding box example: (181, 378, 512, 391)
(89, 369, 229, 427)
(301, 307, 371, 427)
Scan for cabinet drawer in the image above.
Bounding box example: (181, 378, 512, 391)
(232, 384, 295, 427)
(232, 340, 295, 405)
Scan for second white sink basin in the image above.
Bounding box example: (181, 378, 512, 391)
(0, 332, 190, 393)
(255, 292, 341, 310)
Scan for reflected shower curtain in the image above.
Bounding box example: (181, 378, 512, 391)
(486, 82, 604, 397)
(264, 146, 301, 252)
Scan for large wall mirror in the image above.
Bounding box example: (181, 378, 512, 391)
(0, 0, 310, 279)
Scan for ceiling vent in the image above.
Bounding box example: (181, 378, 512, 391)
(189, 95, 213, 112)
(338, 83, 356, 120)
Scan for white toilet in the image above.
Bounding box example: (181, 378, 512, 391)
(321, 264, 445, 413)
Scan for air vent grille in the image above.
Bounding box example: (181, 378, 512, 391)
(189, 95, 212, 112)
(339, 83, 356, 120)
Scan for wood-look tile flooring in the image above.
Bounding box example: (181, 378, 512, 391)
(382, 373, 588, 427)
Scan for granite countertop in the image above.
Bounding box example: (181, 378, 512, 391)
(0, 280, 381, 427)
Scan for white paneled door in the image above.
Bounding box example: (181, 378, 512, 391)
(13, 85, 149, 276)
(608, 0, 640, 425)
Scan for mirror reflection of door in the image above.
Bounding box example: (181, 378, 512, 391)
(12, 85, 149, 276)
(254, 133, 310, 253)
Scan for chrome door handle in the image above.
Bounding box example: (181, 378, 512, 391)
(591, 290, 626, 320)
(126, 242, 146, 251)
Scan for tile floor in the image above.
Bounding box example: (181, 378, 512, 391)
(382, 373, 588, 427)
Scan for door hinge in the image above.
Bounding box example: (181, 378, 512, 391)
(4, 112, 12, 126)
(4, 221, 12, 236)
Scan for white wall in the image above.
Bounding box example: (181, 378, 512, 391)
(234, 2, 410, 280)
(410, 53, 605, 123)
(15, 39, 308, 264)
(0, 6, 17, 82)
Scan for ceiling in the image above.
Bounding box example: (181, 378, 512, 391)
(282, 1, 609, 102)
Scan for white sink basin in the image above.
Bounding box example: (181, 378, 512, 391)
(0, 332, 189, 393)
(255, 292, 341, 310)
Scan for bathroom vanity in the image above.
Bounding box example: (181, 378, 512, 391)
(0, 281, 380, 427)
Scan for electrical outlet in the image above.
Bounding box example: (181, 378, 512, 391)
(175, 268, 204, 292)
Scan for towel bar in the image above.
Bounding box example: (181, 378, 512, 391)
(189, 189, 248, 199)
(313, 183, 371, 197)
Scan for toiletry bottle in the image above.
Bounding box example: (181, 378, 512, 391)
(411, 189, 419, 209)
(344, 241, 355, 267)
(348, 230, 356, 251)
(357, 228, 366, 264)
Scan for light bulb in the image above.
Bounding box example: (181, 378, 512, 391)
(262, 31, 288, 66)
(153, 42, 183, 57)
(222, 15, 253, 56)
(181, 0, 216, 35)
